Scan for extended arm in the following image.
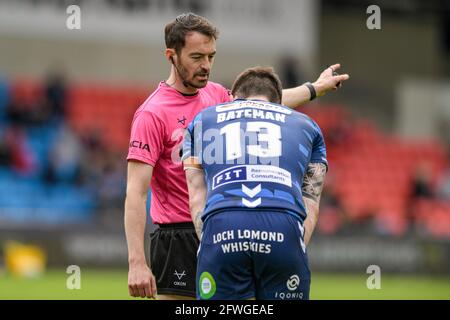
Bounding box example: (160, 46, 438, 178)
(124, 160, 157, 298)
(301, 163, 327, 246)
(282, 63, 349, 108)
(184, 160, 207, 240)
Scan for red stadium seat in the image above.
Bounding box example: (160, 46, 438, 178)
(10, 78, 42, 109)
(66, 82, 151, 150)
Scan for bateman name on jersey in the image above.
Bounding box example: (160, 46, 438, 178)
(216, 101, 292, 124)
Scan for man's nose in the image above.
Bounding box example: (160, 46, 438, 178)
(200, 58, 211, 72)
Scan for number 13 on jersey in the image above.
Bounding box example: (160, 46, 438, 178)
(219, 121, 282, 161)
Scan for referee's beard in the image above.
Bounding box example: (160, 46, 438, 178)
(176, 61, 210, 89)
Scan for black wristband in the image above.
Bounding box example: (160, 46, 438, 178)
(304, 82, 316, 101)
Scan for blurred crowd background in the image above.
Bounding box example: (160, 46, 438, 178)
(0, 0, 449, 287)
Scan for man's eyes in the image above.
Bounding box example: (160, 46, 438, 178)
(191, 55, 215, 60)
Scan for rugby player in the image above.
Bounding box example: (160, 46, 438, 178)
(182, 67, 327, 300)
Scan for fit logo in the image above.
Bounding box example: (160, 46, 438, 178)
(66, 5, 81, 30)
(366, 265, 381, 290)
(66, 265, 81, 290)
(287, 275, 300, 291)
(366, 5, 381, 30)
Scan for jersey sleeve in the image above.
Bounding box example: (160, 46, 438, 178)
(182, 112, 203, 169)
(127, 111, 165, 166)
(310, 121, 328, 170)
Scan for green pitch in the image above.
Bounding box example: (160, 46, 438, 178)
(1, 269, 449, 300)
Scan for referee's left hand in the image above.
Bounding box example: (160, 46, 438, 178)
(312, 63, 349, 97)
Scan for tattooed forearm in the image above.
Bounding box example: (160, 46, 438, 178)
(302, 162, 327, 247)
(301, 163, 327, 203)
(184, 168, 207, 241)
(194, 211, 203, 240)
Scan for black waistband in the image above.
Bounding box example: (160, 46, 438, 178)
(156, 222, 195, 229)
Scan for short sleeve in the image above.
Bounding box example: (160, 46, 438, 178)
(127, 111, 165, 166)
(182, 112, 202, 167)
(310, 121, 328, 170)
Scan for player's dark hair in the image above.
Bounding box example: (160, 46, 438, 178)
(231, 67, 283, 104)
(165, 13, 219, 55)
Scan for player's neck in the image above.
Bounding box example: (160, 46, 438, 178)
(166, 71, 199, 95)
(244, 95, 270, 102)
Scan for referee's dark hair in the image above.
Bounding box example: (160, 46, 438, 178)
(231, 66, 283, 104)
(165, 13, 219, 55)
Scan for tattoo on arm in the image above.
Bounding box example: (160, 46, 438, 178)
(194, 211, 203, 240)
(301, 163, 327, 203)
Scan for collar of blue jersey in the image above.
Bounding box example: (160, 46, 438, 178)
(234, 98, 268, 102)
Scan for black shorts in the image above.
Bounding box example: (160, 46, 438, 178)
(149, 222, 199, 297)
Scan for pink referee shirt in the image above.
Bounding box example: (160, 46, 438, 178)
(127, 81, 231, 224)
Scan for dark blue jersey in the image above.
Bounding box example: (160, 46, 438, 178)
(183, 99, 327, 222)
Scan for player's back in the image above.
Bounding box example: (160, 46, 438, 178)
(184, 99, 327, 223)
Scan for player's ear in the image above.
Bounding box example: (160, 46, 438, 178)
(165, 48, 176, 64)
